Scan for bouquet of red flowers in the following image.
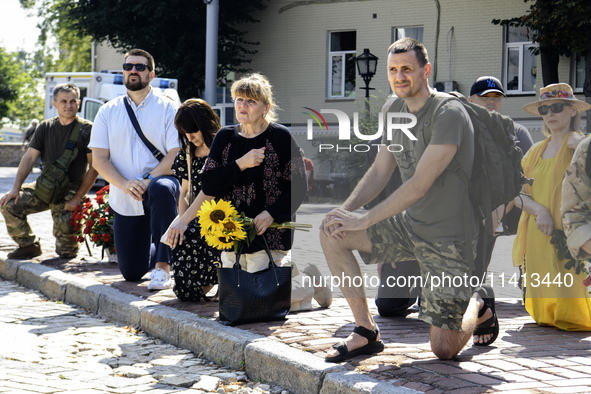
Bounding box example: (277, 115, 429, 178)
(71, 185, 115, 256)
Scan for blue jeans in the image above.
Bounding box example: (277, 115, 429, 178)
(113, 176, 180, 281)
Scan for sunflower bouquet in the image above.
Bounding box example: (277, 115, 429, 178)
(198, 199, 312, 252)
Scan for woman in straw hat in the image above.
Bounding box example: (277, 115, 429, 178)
(513, 83, 591, 330)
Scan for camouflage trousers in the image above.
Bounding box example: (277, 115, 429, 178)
(360, 213, 477, 332)
(1, 182, 80, 256)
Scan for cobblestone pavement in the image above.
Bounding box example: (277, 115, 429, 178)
(0, 279, 289, 394)
(3, 167, 591, 393)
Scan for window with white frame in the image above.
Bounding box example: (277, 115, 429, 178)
(328, 31, 356, 98)
(504, 26, 537, 94)
(574, 57, 585, 92)
(393, 26, 424, 43)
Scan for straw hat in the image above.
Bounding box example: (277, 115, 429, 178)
(523, 83, 591, 116)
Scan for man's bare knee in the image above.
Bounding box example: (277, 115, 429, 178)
(431, 342, 459, 360)
(429, 325, 466, 360)
(319, 230, 371, 253)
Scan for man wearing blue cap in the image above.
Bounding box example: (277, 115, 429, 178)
(467, 76, 533, 276)
(468, 76, 533, 157)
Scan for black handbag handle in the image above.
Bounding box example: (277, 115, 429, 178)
(233, 234, 283, 286)
(123, 98, 165, 162)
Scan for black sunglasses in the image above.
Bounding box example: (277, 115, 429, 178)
(537, 102, 571, 116)
(122, 63, 151, 72)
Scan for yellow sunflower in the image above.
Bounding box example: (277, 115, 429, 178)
(205, 233, 235, 250)
(222, 219, 247, 241)
(198, 199, 238, 237)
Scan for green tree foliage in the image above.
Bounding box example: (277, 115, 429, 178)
(20, 0, 92, 72)
(59, 0, 268, 99)
(7, 51, 45, 128)
(493, 0, 591, 87)
(0, 47, 21, 123)
(0, 47, 43, 128)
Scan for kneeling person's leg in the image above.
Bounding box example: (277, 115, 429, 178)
(375, 260, 420, 316)
(2, 184, 45, 246)
(146, 176, 180, 267)
(414, 237, 476, 359)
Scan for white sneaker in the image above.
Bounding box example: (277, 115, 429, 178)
(148, 268, 171, 291)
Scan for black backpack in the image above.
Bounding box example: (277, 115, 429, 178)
(435, 92, 525, 271)
(388, 92, 525, 272)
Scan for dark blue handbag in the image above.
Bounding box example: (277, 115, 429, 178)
(217, 236, 291, 326)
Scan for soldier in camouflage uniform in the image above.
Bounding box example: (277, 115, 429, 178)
(562, 136, 591, 260)
(0, 83, 97, 259)
(320, 38, 497, 362)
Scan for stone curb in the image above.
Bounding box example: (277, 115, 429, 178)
(320, 371, 417, 393)
(0, 255, 416, 394)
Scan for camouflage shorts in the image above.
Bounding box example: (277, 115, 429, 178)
(360, 213, 476, 331)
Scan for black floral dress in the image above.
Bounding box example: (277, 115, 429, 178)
(171, 151, 220, 302)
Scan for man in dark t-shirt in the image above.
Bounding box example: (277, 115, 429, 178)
(467, 76, 534, 276)
(0, 83, 97, 259)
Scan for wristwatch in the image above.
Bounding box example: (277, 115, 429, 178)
(142, 172, 156, 181)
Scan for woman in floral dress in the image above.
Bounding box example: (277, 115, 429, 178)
(168, 99, 221, 301)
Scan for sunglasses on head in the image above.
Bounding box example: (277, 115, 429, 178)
(537, 102, 571, 116)
(122, 63, 150, 72)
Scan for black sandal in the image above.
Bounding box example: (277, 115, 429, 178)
(473, 284, 499, 346)
(325, 325, 385, 363)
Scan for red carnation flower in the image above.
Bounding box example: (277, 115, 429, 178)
(95, 196, 104, 205)
(78, 236, 84, 242)
(83, 227, 91, 234)
(74, 223, 82, 231)
(99, 218, 107, 225)
(92, 233, 100, 242)
(86, 219, 94, 227)
(102, 233, 111, 242)
(91, 211, 99, 218)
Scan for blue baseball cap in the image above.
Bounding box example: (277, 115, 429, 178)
(470, 76, 506, 97)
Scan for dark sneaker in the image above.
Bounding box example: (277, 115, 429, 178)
(7, 242, 42, 259)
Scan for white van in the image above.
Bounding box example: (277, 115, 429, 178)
(44, 72, 180, 122)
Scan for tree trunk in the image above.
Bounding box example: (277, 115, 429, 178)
(540, 47, 560, 86)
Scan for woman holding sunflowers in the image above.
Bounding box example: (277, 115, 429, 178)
(165, 99, 221, 302)
(201, 73, 331, 311)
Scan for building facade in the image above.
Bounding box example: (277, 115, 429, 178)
(93, 0, 587, 184)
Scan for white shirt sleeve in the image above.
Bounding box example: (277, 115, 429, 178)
(88, 105, 110, 150)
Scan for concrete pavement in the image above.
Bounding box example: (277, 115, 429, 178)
(2, 167, 591, 393)
(0, 278, 289, 393)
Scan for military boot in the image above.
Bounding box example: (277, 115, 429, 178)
(7, 241, 42, 259)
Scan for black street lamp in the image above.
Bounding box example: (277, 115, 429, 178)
(356, 48, 379, 99)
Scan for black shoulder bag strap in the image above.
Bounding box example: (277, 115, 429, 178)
(123, 97, 164, 162)
(56, 118, 83, 169)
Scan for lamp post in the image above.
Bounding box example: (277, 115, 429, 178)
(356, 48, 378, 103)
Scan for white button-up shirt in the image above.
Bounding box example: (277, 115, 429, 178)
(89, 88, 180, 216)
